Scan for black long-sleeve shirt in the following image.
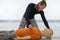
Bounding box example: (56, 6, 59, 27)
(24, 3, 50, 29)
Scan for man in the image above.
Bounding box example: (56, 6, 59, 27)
(19, 0, 50, 29)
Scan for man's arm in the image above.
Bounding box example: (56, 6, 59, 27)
(40, 11, 50, 29)
(24, 3, 34, 25)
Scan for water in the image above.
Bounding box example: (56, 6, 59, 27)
(0, 20, 60, 38)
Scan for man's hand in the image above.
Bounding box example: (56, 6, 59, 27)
(28, 24, 33, 30)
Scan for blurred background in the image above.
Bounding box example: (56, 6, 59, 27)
(0, 0, 60, 38)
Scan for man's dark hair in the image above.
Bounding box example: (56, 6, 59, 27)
(36, 0, 47, 9)
(38, 0, 47, 6)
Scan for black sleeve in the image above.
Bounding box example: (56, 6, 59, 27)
(24, 3, 33, 25)
(40, 11, 50, 29)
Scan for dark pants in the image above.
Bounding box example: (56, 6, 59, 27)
(18, 17, 38, 29)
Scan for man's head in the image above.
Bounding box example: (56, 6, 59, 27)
(36, 0, 47, 11)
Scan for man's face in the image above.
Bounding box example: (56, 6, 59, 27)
(38, 4, 46, 11)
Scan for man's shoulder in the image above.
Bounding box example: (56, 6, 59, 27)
(28, 3, 35, 6)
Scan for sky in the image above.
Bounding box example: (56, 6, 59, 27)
(0, 0, 60, 20)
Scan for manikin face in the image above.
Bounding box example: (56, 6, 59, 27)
(38, 4, 46, 11)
